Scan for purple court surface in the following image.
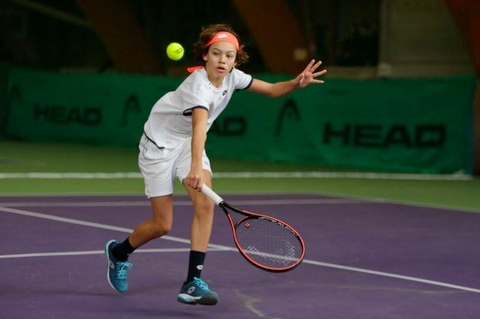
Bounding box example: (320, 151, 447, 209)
(1, 193, 480, 319)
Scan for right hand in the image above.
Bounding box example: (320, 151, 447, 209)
(185, 167, 205, 192)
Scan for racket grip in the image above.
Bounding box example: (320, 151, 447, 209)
(202, 185, 224, 206)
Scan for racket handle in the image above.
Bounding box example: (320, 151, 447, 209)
(202, 185, 224, 206)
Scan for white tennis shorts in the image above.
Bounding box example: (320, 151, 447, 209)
(138, 134, 212, 198)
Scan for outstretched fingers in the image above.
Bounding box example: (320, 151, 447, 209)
(302, 59, 325, 73)
(298, 59, 327, 87)
(303, 59, 316, 73)
(313, 69, 327, 78)
(310, 60, 323, 72)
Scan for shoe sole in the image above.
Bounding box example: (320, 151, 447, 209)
(105, 240, 125, 293)
(177, 293, 218, 306)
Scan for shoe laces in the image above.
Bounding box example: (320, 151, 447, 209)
(193, 277, 209, 290)
(115, 261, 132, 279)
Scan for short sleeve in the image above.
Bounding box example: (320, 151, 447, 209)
(171, 72, 211, 116)
(232, 68, 253, 91)
(180, 90, 210, 116)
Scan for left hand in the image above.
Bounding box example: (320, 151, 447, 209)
(296, 60, 327, 88)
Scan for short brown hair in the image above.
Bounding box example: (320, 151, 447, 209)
(193, 24, 249, 66)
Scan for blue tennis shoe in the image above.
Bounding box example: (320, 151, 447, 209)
(105, 239, 132, 293)
(177, 277, 219, 305)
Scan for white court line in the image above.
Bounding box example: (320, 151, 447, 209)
(0, 198, 363, 208)
(0, 171, 472, 180)
(1, 196, 478, 215)
(0, 247, 228, 259)
(301, 260, 480, 294)
(0, 206, 235, 250)
(0, 205, 479, 294)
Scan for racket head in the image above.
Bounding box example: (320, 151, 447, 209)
(221, 203, 306, 272)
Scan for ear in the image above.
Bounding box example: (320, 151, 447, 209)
(202, 53, 208, 62)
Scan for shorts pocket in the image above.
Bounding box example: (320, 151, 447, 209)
(139, 136, 167, 161)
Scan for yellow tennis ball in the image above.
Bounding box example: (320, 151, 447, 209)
(166, 42, 184, 61)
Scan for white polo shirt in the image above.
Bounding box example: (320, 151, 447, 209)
(144, 68, 253, 149)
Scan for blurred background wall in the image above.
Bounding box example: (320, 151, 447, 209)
(0, 0, 473, 76)
(0, 0, 478, 174)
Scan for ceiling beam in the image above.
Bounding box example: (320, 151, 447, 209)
(231, 0, 309, 74)
(76, 0, 162, 74)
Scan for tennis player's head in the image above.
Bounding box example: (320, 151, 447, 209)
(193, 24, 249, 74)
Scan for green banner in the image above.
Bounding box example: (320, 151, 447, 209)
(7, 67, 181, 146)
(210, 74, 476, 174)
(5, 67, 476, 174)
(0, 65, 9, 137)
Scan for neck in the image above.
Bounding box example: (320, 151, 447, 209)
(205, 66, 225, 88)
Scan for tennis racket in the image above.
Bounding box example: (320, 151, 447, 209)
(202, 185, 306, 272)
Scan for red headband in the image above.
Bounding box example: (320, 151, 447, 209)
(187, 31, 240, 73)
(205, 31, 239, 50)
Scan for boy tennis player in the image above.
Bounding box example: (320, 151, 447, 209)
(105, 24, 326, 306)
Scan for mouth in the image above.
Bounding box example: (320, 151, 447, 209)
(217, 67, 226, 73)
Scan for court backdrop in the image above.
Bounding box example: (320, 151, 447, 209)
(3, 66, 477, 174)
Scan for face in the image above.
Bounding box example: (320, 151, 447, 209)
(203, 41, 237, 80)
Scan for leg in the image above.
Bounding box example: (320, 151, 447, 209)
(185, 172, 215, 252)
(112, 194, 173, 261)
(105, 195, 173, 293)
(177, 171, 218, 305)
(128, 194, 174, 248)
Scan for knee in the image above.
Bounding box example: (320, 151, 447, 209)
(195, 196, 215, 216)
(151, 221, 172, 238)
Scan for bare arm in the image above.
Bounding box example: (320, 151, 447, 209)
(184, 107, 208, 191)
(247, 60, 327, 98)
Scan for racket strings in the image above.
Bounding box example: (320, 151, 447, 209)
(235, 218, 303, 268)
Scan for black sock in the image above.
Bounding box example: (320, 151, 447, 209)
(186, 250, 206, 283)
(112, 237, 136, 262)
